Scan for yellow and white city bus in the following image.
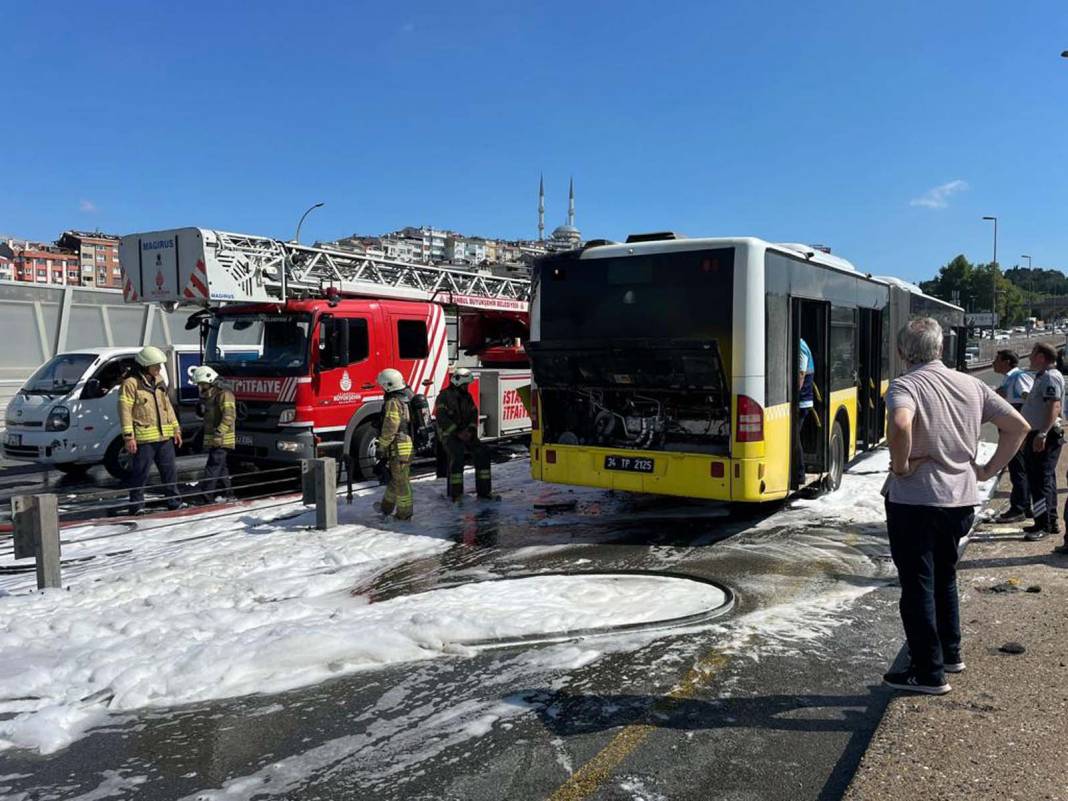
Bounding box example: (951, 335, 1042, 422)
(526, 234, 965, 503)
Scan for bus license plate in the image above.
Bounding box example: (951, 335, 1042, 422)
(604, 455, 654, 474)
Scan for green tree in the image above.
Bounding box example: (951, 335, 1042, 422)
(972, 262, 1024, 325)
(921, 255, 1026, 324)
(922, 254, 975, 309)
(1004, 267, 1068, 296)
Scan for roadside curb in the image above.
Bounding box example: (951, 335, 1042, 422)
(842, 461, 1068, 801)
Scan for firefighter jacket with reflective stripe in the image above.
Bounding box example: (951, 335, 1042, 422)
(202, 385, 237, 449)
(434, 385, 478, 438)
(118, 373, 180, 444)
(377, 393, 413, 455)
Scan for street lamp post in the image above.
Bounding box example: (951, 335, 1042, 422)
(983, 216, 998, 339)
(285, 202, 325, 302)
(1022, 254, 1033, 302)
(295, 202, 325, 245)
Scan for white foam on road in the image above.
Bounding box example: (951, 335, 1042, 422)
(0, 443, 1000, 761)
(758, 442, 999, 530)
(0, 466, 724, 755)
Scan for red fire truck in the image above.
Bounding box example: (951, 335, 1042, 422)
(118, 228, 531, 477)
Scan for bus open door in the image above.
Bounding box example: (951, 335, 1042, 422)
(791, 299, 830, 490)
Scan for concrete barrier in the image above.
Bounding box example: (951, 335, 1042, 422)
(0, 281, 199, 425)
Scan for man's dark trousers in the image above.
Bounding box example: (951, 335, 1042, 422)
(444, 434, 492, 499)
(199, 447, 232, 502)
(1024, 430, 1063, 530)
(128, 439, 180, 513)
(1006, 446, 1031, 515)
(792, 408, 811, 486)
(885, 500, 974, 680)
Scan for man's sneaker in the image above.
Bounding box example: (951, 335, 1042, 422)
(943, 657, 966, 673)
(1024, 528, 1049, 541)
(995, 509, 1028, 524)
(882, 669, 951, 695)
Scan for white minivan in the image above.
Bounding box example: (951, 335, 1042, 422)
(3, 346, 202, 478)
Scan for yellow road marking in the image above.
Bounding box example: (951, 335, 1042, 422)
(546, 652, 730, 801)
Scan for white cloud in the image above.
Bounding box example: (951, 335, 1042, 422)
(79, 199, 97, 213)
(909, 179, 969, 209)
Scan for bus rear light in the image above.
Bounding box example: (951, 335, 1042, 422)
(546, 449, 557, 464)
(736, 395, 764, 442)
(530, 391, 540, 430)
(710, 462, 725, 478)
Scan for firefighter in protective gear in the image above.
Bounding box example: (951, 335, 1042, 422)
(435, 368, 493, 501)
(190, 365, 236, 504)
(374, 368, 414, 520)
(119, 346, 183, 515)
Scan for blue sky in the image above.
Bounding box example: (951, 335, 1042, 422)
(3, 0, 1067, 282)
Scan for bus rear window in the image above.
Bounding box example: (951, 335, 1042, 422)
(538, 248, 734, 343)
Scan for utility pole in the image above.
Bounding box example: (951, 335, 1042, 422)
(982, 216, 998, 338)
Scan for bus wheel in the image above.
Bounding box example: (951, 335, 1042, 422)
(350, 423, 379, 480)
(824, 421, 845, 492)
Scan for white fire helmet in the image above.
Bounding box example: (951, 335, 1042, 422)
(376, 368, 406, 393)
(188, 365, 220, 385)
(451, 368, 474, 387)
(135, 346, 167, 367)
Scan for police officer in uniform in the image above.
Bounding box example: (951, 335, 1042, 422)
(190, 365, 236, 504)
(119, 346, 183, 515)
(374, 368, 414, 520)
(1021, 342, 1064, 540)
(435, 368, 493, 501)
(993, 349, 1034, 522)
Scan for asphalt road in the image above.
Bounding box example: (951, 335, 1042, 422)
(1, 465, 910, 801)
(0, 369, 1020, 800)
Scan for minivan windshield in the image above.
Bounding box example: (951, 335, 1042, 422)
(205, 313, 312, 377)
(23, 353, 97, 396)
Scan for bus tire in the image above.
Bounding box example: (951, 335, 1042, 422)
(824, 420, 845, 493)
(104, 437, 133, 481)
(350, 422, 380, 481)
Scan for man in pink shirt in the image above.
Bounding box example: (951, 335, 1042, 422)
(883, 318, 1028, 694)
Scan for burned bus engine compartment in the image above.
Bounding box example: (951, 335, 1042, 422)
(540, 388, 730, 452)
(527, 338, 731, 454)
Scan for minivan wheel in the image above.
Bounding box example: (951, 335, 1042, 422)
(104, 437, 133, 481)
(55, 463, 90, 476)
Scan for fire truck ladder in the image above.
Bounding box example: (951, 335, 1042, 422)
(208, 229, 530, 310)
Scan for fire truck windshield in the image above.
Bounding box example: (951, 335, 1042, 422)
(204, 313, 312, 376)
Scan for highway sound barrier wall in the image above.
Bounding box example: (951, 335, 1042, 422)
(0, 281, 198, 424)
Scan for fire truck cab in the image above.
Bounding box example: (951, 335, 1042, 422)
(120, 227, 532, 478)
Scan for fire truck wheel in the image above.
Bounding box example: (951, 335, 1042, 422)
(104, 437, 133, 481)
(350, 422, 379, 480)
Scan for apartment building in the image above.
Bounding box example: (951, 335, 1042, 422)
(56, 231, 122, 288)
